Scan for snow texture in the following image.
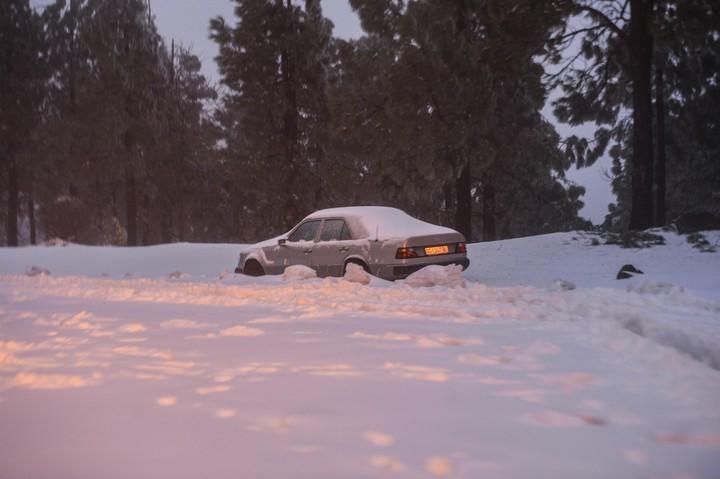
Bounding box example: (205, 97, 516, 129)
(403, 264, 466, 288)
(1, 230, 719, 479)
(343, 262, 371, 285)
(282, 264, 318, 281)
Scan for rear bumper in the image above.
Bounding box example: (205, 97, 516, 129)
(378, 257, 469, 281)
(392, 258, 469, 278)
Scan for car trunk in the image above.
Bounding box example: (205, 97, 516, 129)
(404, 233, 465, 250)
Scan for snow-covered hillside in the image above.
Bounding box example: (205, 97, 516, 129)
(466, 231, 720, 297)
(1, 231, 719, 479)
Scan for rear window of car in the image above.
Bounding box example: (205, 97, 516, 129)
(288, 220, 321, 242)
(320, 219, 352, 241)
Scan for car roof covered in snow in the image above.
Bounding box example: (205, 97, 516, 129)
(303, 206, 459, 240)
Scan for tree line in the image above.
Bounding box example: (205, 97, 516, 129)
(1, 0, 717, 247)
(1, 0, 218, 246)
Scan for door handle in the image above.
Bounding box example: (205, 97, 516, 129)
(338, 246, 350, 253)
(303, 249, 313, 254)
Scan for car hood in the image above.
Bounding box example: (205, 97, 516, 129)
(241, 234, 288, 253)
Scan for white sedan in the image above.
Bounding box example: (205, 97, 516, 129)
(234, 206, 469, 280)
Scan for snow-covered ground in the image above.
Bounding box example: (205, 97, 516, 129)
(1, 231, 719, 478)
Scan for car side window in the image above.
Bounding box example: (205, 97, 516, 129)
(288, 220, 321, 242)
(320, 219, 350, 242)
(340, 222, 352, 240)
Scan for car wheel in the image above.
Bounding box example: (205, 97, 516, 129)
(243, 259, 265, 277)
(343, 259, 369, 275)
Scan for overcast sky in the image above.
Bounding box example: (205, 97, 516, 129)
(151, 0, 363, 81)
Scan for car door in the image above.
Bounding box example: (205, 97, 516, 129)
(314, 218, 354, 277)
(275, 219, 321, 272)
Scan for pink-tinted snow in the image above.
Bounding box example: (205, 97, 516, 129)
(1, 230, 719, 478)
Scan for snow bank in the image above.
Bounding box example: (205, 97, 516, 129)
(549, 279, 576, 291)
(25, 266, 51, 277)
(0, 242, 241, 279)
(466, 230, 720, 298)
(343, 263, 371, 285)
(1, 229, 718, 298)
(403, 264, 466, 288)
(281, 265, 317, 281)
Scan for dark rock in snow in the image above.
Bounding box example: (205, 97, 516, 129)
(551, 279, 576, 291)
(616, 264, 644, 280)
(603, 231, 665, 248)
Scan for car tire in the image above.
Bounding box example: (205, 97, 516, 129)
(243, 259, 265, 277)
(343, 259, 369, 275)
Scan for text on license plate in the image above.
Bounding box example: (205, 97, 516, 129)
(424, 245, 449, 256)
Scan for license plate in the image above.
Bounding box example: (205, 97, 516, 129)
(424, 245, 449, 256)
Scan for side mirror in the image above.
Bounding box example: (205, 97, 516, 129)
(278, 238, 287, 247)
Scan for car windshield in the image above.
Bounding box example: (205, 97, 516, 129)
(288, 220, 321, 242)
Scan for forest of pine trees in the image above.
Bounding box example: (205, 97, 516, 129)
(1, 0, 718, 246)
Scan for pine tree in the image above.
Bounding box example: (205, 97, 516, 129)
(554, 1, 720, 230)
(79, 0, 167, 245)
(0, 0, 47, 246)
(211, 0, 333, 237)
(34, 0, 217, 245)
(346, 0, 571, 241)
(151, 47, 218, 243)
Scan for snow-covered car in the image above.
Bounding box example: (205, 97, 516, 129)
(234, 206, 470, 280)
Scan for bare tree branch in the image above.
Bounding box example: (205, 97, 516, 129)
(553, 24, 610, 44)
(576, 5, 627, 40)
(619, 0, 630, 22)
(544, 47, 587, 84)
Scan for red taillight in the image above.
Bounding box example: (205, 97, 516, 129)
(395, 247, 418, 259)
(456, 242, 467, 254)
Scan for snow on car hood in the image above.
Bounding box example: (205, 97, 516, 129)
(305, 206, 459, 240)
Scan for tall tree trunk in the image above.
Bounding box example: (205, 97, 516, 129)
(482, 175, 497, 242)
(654, 63, 666, 227)
(4, 32, 18, 247)
(232, 193, 241, 240)
(68, 8, 77, 115)
(161, 198, 172, 244)
(94, 175, 103, 234)
(28, 177, 36, 245)
(443, 183, 454, 211)
(443, 182, 454, 226)
(279, 0, 299, 229)
(177, 199, 186, 242)
(142, 193, 150, 246)
(455, 163, 472, 241)
(125, 163, 137, 246)
(6, 155, 19, 247)
(628, 0, 655, 231)
(112, 188, 118, 219)
(121, 24, 137, 246)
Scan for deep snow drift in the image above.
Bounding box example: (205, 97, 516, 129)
(1, 230, 719, 479)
